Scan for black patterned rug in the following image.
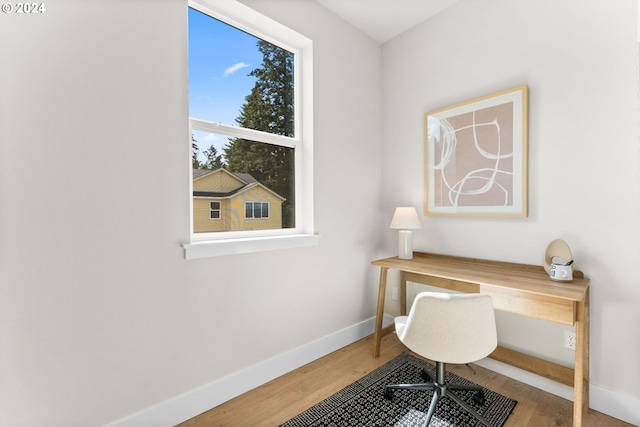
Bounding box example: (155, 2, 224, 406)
(280, 352, 517, 427)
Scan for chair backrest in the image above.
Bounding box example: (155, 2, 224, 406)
(396, 291, 497, 364)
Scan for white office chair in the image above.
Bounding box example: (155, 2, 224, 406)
(384, 291, 498, 427)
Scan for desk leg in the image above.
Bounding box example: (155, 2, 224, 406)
(373, 267, 388, 358)
(399, 271, 407, 316)
(573, 292, 590, 427)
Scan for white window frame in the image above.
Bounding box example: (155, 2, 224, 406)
(183, 0, 317, 259)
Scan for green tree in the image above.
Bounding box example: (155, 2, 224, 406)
(192, 135, 225, 170)
(202, 145, 224, 170)
(224, 40, 295, 227)
(192, 134, 202, 169)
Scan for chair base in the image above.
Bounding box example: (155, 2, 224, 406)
(384, 362, 493, 427)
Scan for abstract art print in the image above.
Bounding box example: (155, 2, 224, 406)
(424, 86, 528, 217)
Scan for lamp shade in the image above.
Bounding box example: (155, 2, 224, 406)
(389, 207, 422, 230)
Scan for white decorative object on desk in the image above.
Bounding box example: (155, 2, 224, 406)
(389, 207, 422, 259)
(544, 239, 574, 282)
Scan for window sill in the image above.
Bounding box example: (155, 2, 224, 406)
(182, 234, 319, 260)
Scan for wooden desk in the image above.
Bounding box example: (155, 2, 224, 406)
(372, 252, 590, 427)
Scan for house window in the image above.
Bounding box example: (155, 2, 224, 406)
(184, 0, 316, 259)
(210, 201, 221, 219)
(246, 201, 270, 219)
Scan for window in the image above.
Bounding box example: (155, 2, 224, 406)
(210, 201, 221, 219)
(246, 201, 270, 219)
(183, 0, 316, 259)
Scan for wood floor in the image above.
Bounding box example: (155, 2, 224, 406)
(178, 333, 634, 427)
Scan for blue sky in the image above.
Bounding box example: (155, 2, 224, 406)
(188, 7, 262, 160)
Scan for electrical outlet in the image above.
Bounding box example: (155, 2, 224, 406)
(392, 287, 399, 301)
(564, 330, 576, 351)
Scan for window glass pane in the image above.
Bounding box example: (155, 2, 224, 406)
(192, 133, 295, 231)
(188, 7, 295, 137)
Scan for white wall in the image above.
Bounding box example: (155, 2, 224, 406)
(382, 0, 640, 410)
(0, 0, 382, 425)
(4, 0, 639, 425)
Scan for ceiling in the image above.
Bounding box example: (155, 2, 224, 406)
(314, 0, 460, 44)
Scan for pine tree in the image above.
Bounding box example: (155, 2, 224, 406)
(202, 145, 224, 170)
(191, 134, 202, 169)
(224, 40, 295, 227)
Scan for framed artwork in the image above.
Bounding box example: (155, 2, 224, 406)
(424, 85, 528, 217)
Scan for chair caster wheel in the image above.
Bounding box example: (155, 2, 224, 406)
(471, 390, 485, 406)
(420, 369, 432, 382)
(384, 388, 394, 400)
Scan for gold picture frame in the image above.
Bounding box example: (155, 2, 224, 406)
(424, 85, 528, 217)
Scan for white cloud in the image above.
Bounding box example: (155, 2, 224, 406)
(223, 62, 250, 77)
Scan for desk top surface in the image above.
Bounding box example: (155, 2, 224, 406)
(372, 252, 589, 302)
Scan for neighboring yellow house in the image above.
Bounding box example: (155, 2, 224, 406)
(192, 168, 285, 233)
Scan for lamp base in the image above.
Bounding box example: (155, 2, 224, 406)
(398, 230, 413, 260)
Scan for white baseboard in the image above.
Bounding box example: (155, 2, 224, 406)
(589, 385, 640, 426)
(105, 314, 639, 427)
(103, 314, 394, 427)
(476, 358, 640, 426)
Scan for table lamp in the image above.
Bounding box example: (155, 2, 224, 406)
(389, 207, 422, 259)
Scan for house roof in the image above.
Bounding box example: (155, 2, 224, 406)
(193, 168, 258, 184)
(192, 168, 212, 180)
(192, 168, 285, 200)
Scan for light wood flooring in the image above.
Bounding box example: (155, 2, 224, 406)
(178, 333, 634, 427)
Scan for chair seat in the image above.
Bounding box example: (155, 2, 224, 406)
(394, 315, 408, 338)
(394, 292, 497, 364)
(385, 292, 498, 427)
